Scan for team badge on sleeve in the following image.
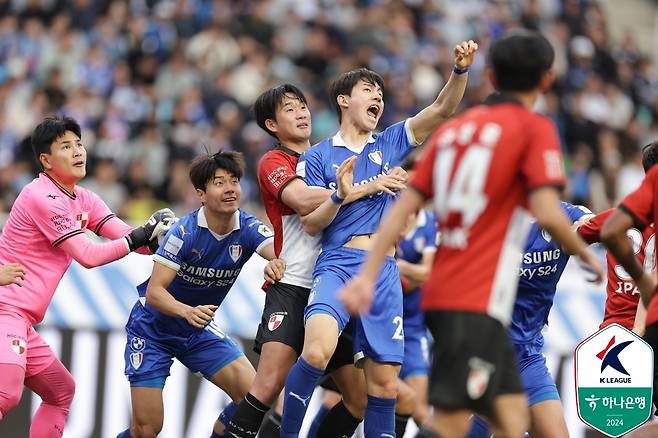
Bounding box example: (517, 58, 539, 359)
(164, 235, 183, 256)
(229, 244, 242, 262)
(268, 312, 287, 331)
(10, 337, 26, 356)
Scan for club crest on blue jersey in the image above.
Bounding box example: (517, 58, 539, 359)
(368, 150, 383, 165)
(130, 352, 143, 370)
(229, 244, 242, 262)
(130, 336, 145, 351)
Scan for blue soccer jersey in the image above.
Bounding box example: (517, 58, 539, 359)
(508, 202, 592, 344)
(297, 120, 418, 251)
(136, 207, 273, 335)
(302, 120, 418, 364)
(397, 209, 438, 328)
(397, 209, 437, 378)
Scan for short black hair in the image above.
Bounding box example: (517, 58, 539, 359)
(489, 30, 555, 92)
(189, 150, 245, 191)
(254, 84, 308, 139)
(329, 68, 385, 122)
(31, 116, 82, 167)
(642, 141, 658, 172)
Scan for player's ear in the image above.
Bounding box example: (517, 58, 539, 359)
(195, 188, 206, 205)
(336, 94, 349, 111)
(39, 153, 52, 170)
(265, 118, 278, 134)
(538, 70, 555, 93)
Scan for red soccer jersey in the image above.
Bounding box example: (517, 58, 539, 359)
(257, 145, 320, 289)
(410, 96, 565, 325)
(617, 166, 658, 326)
(578, 209, 655, 330)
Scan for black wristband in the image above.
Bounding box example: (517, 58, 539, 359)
(331, 191, 345, 204)
(453, 65, 469, 75)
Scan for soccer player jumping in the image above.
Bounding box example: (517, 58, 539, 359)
(0, 116, 174, 437)
(280, 41, 479, 438)
(340, 31, 603, 438)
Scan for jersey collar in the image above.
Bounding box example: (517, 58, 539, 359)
(197, 207, 241, 239)
(275, 143, 301, 157)
(483, 93, 523, 106)
(332, 131, 376, 154)
(41, 172, 76, 200)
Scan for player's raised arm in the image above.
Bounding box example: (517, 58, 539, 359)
(55, 208, 175, 268)
(407, 40, 479, 144)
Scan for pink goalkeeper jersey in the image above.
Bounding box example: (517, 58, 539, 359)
(0, 173, 118, 324)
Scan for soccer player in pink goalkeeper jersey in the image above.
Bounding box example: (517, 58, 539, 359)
(0, 116, 174, 437)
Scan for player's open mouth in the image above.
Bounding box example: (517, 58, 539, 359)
(297, 123, 309, 129)
(223, 197, 237, 203)
(73, 161, 85, 167)
(367, 104, 381, 120)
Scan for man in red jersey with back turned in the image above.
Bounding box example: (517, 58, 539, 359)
(601, 142, 658, 438)
(340, 31, 603, 438)
(578, 141, 658, 335)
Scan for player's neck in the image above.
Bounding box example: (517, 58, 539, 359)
(505, 90, 540, 110)
(44, 170, 78, 193)
(280, 138, 310, 155)
(204, 208, 236, 235)
(338, 122, 371, 150)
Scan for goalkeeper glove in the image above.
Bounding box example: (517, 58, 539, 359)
(125, 208, 176, 252)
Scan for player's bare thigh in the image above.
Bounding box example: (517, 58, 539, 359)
(129, 387, 164, 438)
(208, 355, 255, 402)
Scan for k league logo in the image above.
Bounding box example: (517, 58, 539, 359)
(575, 324, 653, 437)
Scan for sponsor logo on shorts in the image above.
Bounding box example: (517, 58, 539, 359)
(130, 352, 143, 370)
(229, 244, 242, 262)
(9, 337, 26, 356)
(268, 312, 287, 331)
(130, 336, 145, 351)
(466, 357, 494, 400)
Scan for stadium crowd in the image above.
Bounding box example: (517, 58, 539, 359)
(0, 0, 656, 221)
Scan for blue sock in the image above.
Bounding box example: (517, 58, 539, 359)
(307, 404, 330, 438)
(467, 415, 491, 438)
(116, 430, 132, 438)
(363, 395, 396, 438)
(211, 401, 238, 438)
(280, 357, 325, 438)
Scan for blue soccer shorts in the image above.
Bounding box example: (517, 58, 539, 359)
(124, 303, 244, 388)
(515, 336, 560, 405)
(306, 247, 404, 364)
(400, 324, 431, 379)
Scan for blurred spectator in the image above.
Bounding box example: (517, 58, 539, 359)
(0, 0, 656, 221)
